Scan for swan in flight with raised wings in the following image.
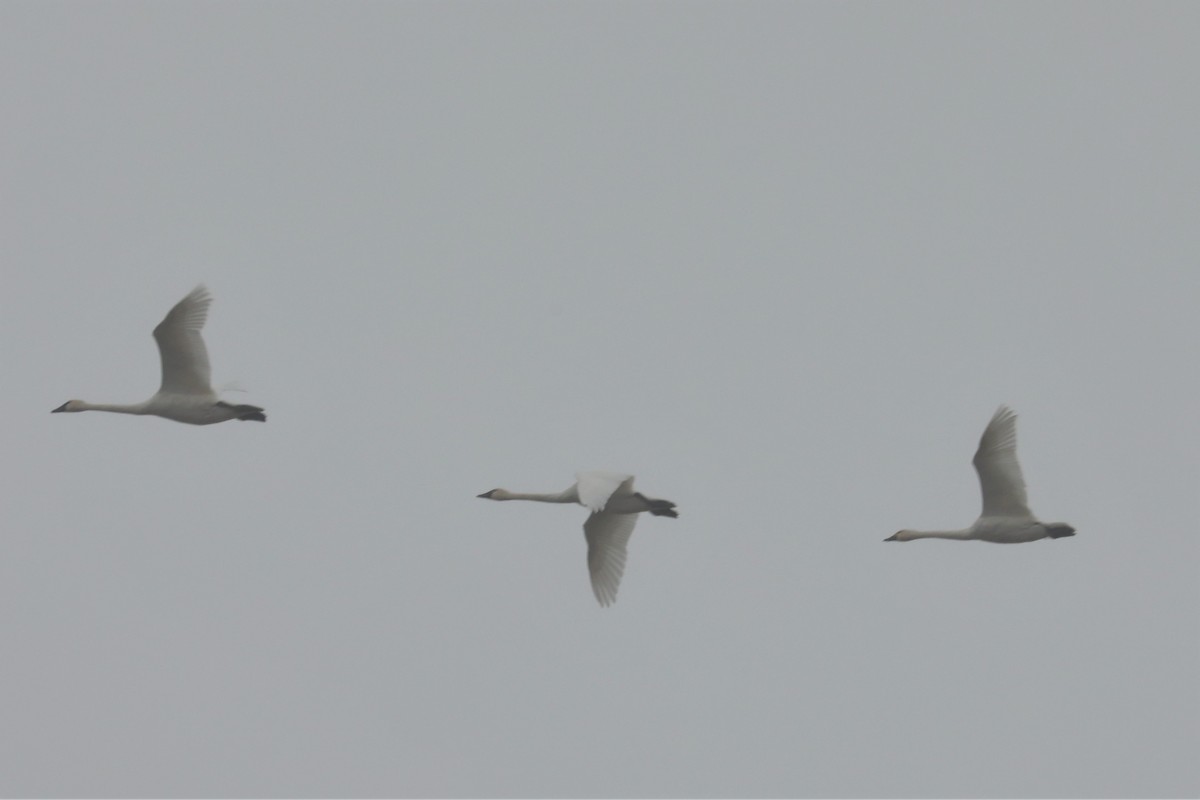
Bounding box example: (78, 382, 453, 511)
(53, 285, 266, 425)
(477, 471, 678, 606)
(886, 406, 1074, 544)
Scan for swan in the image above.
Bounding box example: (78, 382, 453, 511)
(477, 471, 678, 606)
(52, 285, 266, 425)
(886, 406, 1074, 543)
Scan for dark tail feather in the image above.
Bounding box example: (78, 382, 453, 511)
(1046, 523, 1075, 539)
(218, 402, 266, 422)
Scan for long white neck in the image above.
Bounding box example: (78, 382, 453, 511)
(899, 528, 974, 541)
(77, 400, 151, 415)
(493, 489, 577, 504)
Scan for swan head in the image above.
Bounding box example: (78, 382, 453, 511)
(52, 400, 86, 413)
(476, 489, 510, 500)
(885, 530, 916, 542)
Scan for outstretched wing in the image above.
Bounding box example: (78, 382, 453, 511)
(584, 510, 638, 607)
(973, 406, 1032, 518)
(153, 285, 214, 396)
(575, 471, 635, 513)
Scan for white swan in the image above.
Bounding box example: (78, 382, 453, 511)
(886, 406, 1074, 544)
(477, 471, 678, 606)
(52, 285, 266, 426)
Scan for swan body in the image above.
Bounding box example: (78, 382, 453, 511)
(886, 406, 1074, 544)
(53, 285, 265, 426)
(477, 471, 678, 607)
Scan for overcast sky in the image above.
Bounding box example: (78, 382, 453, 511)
(2, 2, 1197, 797)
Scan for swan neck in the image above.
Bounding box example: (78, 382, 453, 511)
(498, 490, 576, 503)
(906, 528, 974, 541)
(81, 401, 151, 415)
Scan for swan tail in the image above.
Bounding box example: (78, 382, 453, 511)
(1045, 523, 1075, 539)
(217, 401, 267, 422)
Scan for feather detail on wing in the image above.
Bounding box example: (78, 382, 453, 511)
(575, 471, 635, 513)
(584, 511, 637, 607)
(153, 285, 214, 396)
(973, 406, 1032, 518)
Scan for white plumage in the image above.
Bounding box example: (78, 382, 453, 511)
(53, 285, 266, 426)
(477, 471, 678, 606)
(886, 406, 1074, 544)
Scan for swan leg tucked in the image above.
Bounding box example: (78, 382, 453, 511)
(639, 494, 678, 518)
(1045, 523, 1076, 539)
(215, 401, 267, 422)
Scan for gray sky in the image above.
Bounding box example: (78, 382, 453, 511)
(2, 2, 1197, 797)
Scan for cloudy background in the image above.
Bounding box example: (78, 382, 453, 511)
(2, 2, 1197, 797)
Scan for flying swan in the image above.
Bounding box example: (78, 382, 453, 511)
(52, 285, 266, 425)
(886, 406, 1074, 544)
(477, 471, 678, 606)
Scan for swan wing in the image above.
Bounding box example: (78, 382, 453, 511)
(153, 285, 214, 396)
(575, 471, 635, 513)
(584, 510, 637, 607)
(973, 406, 1032, 518)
